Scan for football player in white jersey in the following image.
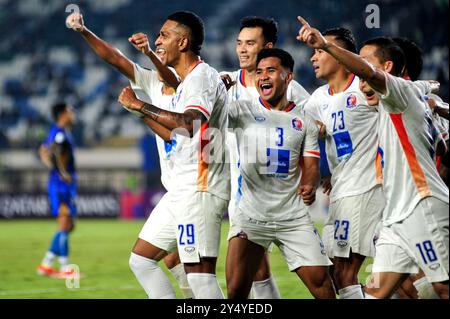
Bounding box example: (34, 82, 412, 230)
(68, 10, 229, 299)
(65, 11, 192, 298)
(123, 64, 194, 298)
(297, 17, 449, 299)
(226, 48, 335, 299)
(222, 16, 310, 299)
(118, 12, 229, 299)
(303, 28, 384, 299)
(391, 37, 446, 299)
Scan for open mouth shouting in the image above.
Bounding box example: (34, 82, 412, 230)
(260, 82, 274, 96)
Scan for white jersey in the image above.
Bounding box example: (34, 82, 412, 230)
(228, 97, 320, 222)
(304, 75, 381, 203)
(222, 69, 310, 207)
(428, 94, 449, 143)
(375, 73, 449, 225)
(168, 61, 230, 201)
(131, 64, 176, 191)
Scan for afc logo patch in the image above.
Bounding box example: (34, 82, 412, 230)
(291, 118, 303, 131)
(346, 94, 358, 109)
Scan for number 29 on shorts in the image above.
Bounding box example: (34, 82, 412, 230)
(178, 224, 195, 246)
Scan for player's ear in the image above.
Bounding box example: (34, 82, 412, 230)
(285, 71, 293, 84)
(384, 61, 395, 74)
(265, 42, 274, 49)
(179, 37, 189, 52)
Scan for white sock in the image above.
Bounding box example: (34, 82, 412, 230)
(41, 251, 56, 267)
(364, 292, 379, 299)
(413, 277, 439, 299)
(186, 273, 224, 299)
(251, 276, 281, 299)
(59, 256, 69, 269)
(129, 252, 176, 299)
(338, 284, 364, 299)
(169, 263, 194, 299)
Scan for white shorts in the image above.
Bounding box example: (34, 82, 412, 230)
(229, 212, 332, 271)
(139, 191, 227, 263)
(373, 197, 449, 283)
(326, 186, 384, 258)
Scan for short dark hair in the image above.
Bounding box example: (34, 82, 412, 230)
(362, 37, 406, 77)
(240, 16, 278, 45)
(167, 11, 204, 55)
(392, 37, 423, 81)
(256, 48, 294, 72)
(52, 102, 68, 121)
(322, 28, 357, 53)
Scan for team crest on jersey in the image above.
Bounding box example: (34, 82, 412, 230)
(254, 116, 266, 122)
(346, 94, 358, 109)
(291, 118, 303, 131)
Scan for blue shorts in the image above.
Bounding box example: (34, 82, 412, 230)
(48, 180, 77, 217)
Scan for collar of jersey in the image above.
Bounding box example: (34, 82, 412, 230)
(239, 69, 247, 88)
(328, 73, 356, 96)
(258, 97, 296, 112)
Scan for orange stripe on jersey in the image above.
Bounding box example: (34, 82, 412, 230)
(197, 122, 209, 192)
(375, 147, 383, 184)
(239, 69, 247, 88)
(284, 102, 296, 113)
(305, 150, 320, 157)
(185, 105, 210, 118)
(328, 74, 355, 96)
(389, 113, 431, 197)
(259, 97, 271, 110)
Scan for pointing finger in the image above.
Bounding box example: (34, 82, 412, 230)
(297, 16, 310, 28)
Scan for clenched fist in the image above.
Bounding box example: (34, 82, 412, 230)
(66, 12, 84, 32)
(129, 33, 151, 54)
(118, 86, 145, 112)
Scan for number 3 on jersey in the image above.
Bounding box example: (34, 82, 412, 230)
(276, 127, 284, 146)
(178, 224, 195, 245)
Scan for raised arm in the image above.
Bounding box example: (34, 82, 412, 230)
(118, 86, 205, 137)
(296, 16, 387, 95)
(128, 33, 180, 89)
(66, 12, 135, 82)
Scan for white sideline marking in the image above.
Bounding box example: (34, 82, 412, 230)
(0, 284, 138, 296)
(0, 277, 296, 296)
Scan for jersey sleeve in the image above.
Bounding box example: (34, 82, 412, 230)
(227, 101, 240, 129)
(183, 73, 213, 120)
(287, 80, 310, 109)
(131, 64, 160, 103)
(380, 72, 432, 113)
(302, 115, 320, 158)
(303, 94, 321, 122)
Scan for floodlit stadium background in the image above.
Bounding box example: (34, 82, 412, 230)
(0, 0, 448, 298)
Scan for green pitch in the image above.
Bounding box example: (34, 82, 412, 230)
(0, 219, 372, 299)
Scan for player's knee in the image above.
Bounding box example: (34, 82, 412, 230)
(129, 252, 158, 274)
(163, 253, 180, 269)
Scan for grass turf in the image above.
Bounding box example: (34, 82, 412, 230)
(0, 219, 373, 299)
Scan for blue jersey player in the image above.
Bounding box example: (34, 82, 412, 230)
(37, 102, 77, 278)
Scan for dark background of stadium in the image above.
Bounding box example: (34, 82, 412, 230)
(0, 0, 448, 150)
(0, 0, 448, 211)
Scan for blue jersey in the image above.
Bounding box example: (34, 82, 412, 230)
(44, 125, 77, 217)
(44, 125, 76, 183)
